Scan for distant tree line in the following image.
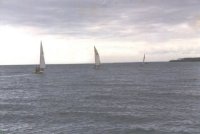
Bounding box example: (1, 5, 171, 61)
(169, 57, 200, 62)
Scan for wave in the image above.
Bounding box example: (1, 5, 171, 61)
(0, 74, 32, 78)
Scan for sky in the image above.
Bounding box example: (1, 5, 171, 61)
(0, 0, 200, 65)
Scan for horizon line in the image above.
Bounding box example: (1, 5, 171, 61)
(0, 61, 167, 66)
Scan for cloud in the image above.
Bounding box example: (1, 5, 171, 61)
(1, 0, 200, 41)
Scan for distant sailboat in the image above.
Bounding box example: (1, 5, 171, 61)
(94, 46, 101, 69)
(143, 54, 145, 63)
(35, 41, 46, 74)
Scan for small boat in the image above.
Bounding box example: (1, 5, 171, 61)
(94, 46, 101, 69)
(35, 41, 46, 74)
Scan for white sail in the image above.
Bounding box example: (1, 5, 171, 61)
(94, 46, 100, 67)
(40, 42, 46, 69)
(143, 54, 145, 63)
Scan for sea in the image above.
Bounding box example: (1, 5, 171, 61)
(0, 62, 200, 134)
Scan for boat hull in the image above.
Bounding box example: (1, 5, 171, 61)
(35, 71, 43, 74)
(35, 67, 44, 74)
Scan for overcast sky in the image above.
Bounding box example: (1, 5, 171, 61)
(0, 0, 200, 64)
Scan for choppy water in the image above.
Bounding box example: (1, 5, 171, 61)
(0, 62, 200, 134)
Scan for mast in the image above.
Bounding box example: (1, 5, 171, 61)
(143, 53, 145, 63)
(40, 41, 46, 69)
(94, 46, 100, 67)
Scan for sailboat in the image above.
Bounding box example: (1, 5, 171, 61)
(94, 46, 101, 69)
(35, 41, 46, 74)
(143, 53, 145, 63)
